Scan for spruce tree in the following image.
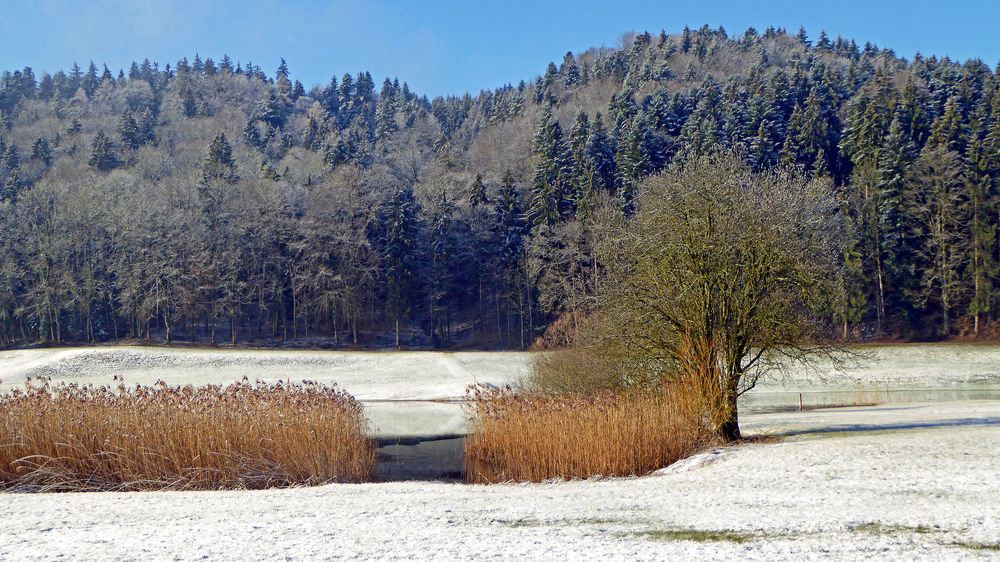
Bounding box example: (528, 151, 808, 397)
(380, 185, 421, 348)
(202, 133, 237, 183)
(118, 109, 141, 150)
(30, 137, 51, 165)
(88, 130, 119, 171)
(469, 173, 488, 208)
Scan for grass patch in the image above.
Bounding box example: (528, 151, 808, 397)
(493, 517, 626, 528)
(851, 522, 936, 535)
(464, 385, 720, 483)
(0, 379, 375, 491)
(953, 541, 1000, 552)
(493, 518, 544, 528)
(626, 529, 755, 543)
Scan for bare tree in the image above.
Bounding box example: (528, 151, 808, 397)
(596, 154, 843, 441)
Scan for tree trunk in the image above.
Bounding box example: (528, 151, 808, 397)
(719, 413, 741, 442)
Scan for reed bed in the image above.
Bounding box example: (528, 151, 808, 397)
(0, 378, 375, 492)
(465, 383, 720, 483)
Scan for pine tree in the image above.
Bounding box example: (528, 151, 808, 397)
(375, 79, 398, 142)
(561, 52, 581, 87)
(118, 109, 141, 150)
(585, 113, 616, 193)
(202, 133, 237, 183)
(529, 105, 572, 226)
(82, 61, 99, 96)
(616, 115, 655, 213)
(30, 137, 51, 165)
(137, 108, 156, 145)
(322, 76, 340, 120)
(2, 144, 18, 170)
(469, 173, 488, 208)
(88, 130, 119, 171)
(492, 169, 528, 345)
(907, 145, 968, 336)
(797, 26, 810, 47)
(181, 87, 198, 118)
(380, 185, 421, 347)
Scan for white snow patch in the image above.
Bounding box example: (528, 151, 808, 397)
(652, 447, 730, 475)
(1, 400, 998, 560)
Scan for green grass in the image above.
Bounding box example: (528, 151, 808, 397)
(495, 517, 756, 544)
(953, 541, 1000, 552)
(626, 529, 755, 543)
(492, 518, 544, 528)
(851, 522, 936, 535)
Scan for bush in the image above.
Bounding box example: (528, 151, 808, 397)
(0, 379, 375, 491)
(464, 379, 721, 483)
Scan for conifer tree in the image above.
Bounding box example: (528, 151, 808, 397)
(31, 137, 51, 165)
(469, 173, 488, 208)
(2, 144, 18, 170)
(529, 105, 572, 226)
(585, 113, 616, 193)
(202, 133, 237, 183)
(88, 130, 118, 171)
(118, 109, 141, 150)
(380, 185, 421, 347)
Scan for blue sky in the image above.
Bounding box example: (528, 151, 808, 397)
(1, 0, 998, 98)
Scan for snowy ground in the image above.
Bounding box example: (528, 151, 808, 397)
(1, 400, 998, 560)
(0, 346, 531, 437)
(1, 344, 999, 559)
(0, 346, 531, 399)
(2, 343, 998, 435)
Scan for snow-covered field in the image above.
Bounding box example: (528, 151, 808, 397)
(1, 400, 998, 560)
(0, 346, 531, 437)
(0, 346, 531, 399)
(1, 344, 999, 559)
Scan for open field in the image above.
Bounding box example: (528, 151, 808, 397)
(0, 343, 998, 558)
(0, 346, 531, 438)
(1, 400, 998, 560)
(2, 343, 998, 435)
(0, 346, 531, 400)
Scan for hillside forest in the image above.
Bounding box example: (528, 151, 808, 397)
(1, 25, 999, 348)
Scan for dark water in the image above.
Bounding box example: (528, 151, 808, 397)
(374, 435, 467, 481)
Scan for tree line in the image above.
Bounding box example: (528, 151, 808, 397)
(0, 24, 998, 347)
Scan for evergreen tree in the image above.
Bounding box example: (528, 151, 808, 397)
(202, 133, 237, 183)
(137, 108, 156, 145)
(88, 130, 119, 171)
(180, 87, 198, 118)
(469, 173, 488, 208)
(561, 52, 581, 87)
(585, 113, 616, 193)
(30, 137, 51, 165)
(118, 109, 141, 150)
(2, 143, 18, 170)
(375, 78, 398, 141)
(380, 185, 421, 347)
(529, 105, 572, 226)
(907, 145, 968, 336)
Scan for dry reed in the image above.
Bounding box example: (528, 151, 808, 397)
(465, 381, 720, 483)
(0, 378, 375, 491)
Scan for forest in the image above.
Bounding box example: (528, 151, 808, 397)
(0, 24, 998, 348)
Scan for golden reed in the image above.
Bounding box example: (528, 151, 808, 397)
(0, 378, 375, 491)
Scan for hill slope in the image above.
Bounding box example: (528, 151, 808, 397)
(0, 25, 998, 346)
